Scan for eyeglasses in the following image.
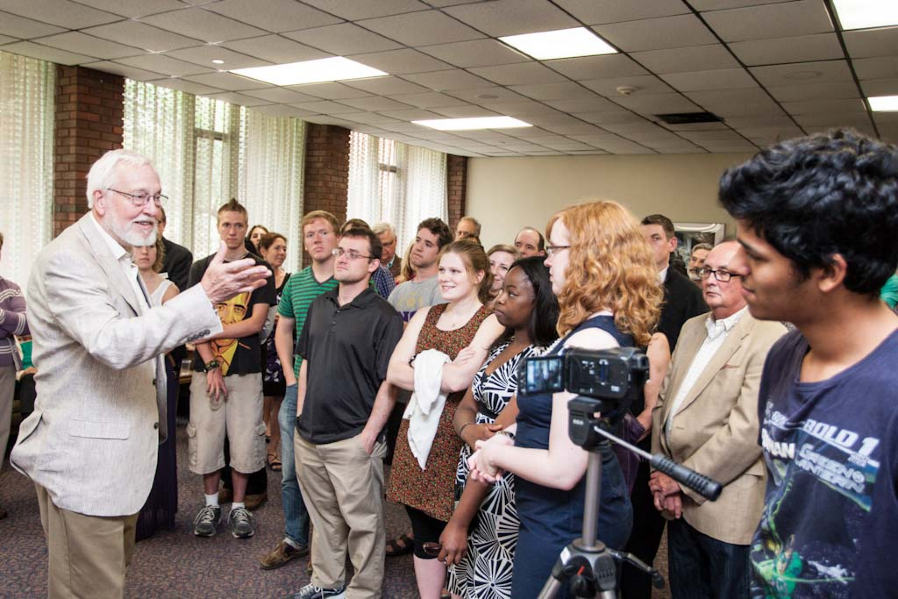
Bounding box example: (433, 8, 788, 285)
(332, 248, 375, 261)
(107, 188, 167, 207)
(545, 245, 570, 256)
(697, 268, 741, 282)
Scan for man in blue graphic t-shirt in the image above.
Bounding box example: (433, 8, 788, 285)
(718, 128, 898, 599)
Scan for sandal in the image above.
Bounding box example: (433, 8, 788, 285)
(385, 532, 414, 557)
(268, 454, 282, 471)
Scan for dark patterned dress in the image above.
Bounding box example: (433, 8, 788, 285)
(386, 302, 491, 522)
(448, 341, 543, 599)
(262, 272, 290, 397)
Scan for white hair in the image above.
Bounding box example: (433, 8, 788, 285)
(372, 222, 396, 237)
(86, 149, 155, 208)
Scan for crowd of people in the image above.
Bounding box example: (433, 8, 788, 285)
(1, 127, 898, 599)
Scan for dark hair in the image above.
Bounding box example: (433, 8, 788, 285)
(342, 227, 383, 261)
(418, 217, 453, 250)
(640, 214, 675, 240)
(258, 232, 286, 252)
(517, 227, 546, 252)
(247, 224, 268, 241)
(440, 239, 493, 304)
(719, 128, 898, 296)
(218, 198, 248, 219)
(340, 218, 370, 235)
(508, 256, 560, 348)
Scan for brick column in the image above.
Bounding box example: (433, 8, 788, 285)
(446, 154, 467, 232)
(53, 66, 124, 237)
(301, 123, 350, 265)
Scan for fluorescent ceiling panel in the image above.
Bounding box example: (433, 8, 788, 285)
(500, 27, 616, 60)
(869, 95, 898, 111)
(412, 116, 532, 131)
(833, 0, 898, 30)
(231, 57, 386, 86)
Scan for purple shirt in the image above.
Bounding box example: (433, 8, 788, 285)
(0, 276, 29, 368)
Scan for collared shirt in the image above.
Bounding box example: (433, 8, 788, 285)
(88, 213, 149, 311)
(659, 266, 669, 284)
(664, 306, 747, 444)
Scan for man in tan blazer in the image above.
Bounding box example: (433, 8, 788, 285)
(650, 241, 786, 599)
(10, 149, 270, 599)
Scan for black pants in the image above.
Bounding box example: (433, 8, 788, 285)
(620, 450, 666, 599)
(405, 505, 446, 559)
(668, 518, 751, 599)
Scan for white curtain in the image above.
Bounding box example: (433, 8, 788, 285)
(239, 109, 306, 273)
(0, 51, 55, 288)
(348, 132, 447, 250)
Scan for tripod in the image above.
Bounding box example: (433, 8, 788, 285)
(538, 396, 722, 599)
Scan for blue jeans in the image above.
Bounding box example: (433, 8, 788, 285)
(278, 384, 309, 547)
(668, 518, 751, 599)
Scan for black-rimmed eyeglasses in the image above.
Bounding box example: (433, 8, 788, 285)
(697, 268, 741, 282)
(332, 248, 376, 261)
(107, 188, 167, 207)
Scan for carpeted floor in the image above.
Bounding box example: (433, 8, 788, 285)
(0, 421, 672, 599)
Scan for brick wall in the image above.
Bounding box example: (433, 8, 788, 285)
(53, 66, 124, 237)
(447, 154, 467, 232)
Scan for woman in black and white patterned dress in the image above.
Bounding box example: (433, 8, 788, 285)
(440, 257, 559, 599)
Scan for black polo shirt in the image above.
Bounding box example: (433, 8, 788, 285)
(296, 287, 403, 445)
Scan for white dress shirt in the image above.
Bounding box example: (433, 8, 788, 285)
(88, 213, 150, 311)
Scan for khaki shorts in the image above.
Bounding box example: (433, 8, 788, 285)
(187, 372, 265, 475)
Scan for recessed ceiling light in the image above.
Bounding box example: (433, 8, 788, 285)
(412, 116, 532, 131)
(869, 95, 898, 111)
(833, 0, 898, 30)
(212, 59, 224, 65)
(231, 57, 387, 86)
(499, 27, 616, 60)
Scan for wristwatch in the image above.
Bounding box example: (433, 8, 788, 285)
(202, 359, 220, 373)
(496, 430, 515, 441)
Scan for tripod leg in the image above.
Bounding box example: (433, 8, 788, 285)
(537, 576, 563, 599)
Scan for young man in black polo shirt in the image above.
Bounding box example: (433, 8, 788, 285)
(290, 227, 403, 599)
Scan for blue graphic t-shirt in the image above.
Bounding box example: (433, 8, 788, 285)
(752, 328, 898, 599)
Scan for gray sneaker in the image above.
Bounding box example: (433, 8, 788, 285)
(288, 583, 346, 599)
(229, 506, 255, 538)
(193, 505, 221, 537)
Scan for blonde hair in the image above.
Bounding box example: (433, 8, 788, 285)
(439, 239, 493, 304)
(547, 201, 662, 346)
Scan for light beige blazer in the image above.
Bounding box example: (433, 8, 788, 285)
(11, 213, 221, 517)
(652, 311, 786, 545)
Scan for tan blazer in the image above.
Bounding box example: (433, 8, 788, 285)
(11, 213, 221, 517)
(652, 311, 786, 545)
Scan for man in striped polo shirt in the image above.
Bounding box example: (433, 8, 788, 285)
(260, 210, 340, 570)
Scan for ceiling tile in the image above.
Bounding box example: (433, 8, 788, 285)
(183, 71, 264, 90)
(508, 81, 597, 101)
(686, 88, 779, 108)
(387, 91, 470, 108)
(402, 69, 494, 91)
(661, 68, 757, 92)
(1, 41, 94, 65)
(729, 33, 843, 66)
(781, 98, 868, 115)
(251, 104, 321, 118)
(612, 92, 702, 115)
(350, 48, 452, 75)
(0, 0, 120, 29)
(445, 87, 530, 104)
(285, 82, 372, 99)
(36, 32, 142, 60)
(168, 45, 271, 70)
(544, 96, 621, 113)
(689, 0, 793, 9)
(442, 0, 578, 37)
(376, 108, 443, 120)
(150, 77, 222, 95)
(676, 129, 743, 141)
(722, 115, 797, 128)
(341, 76, 430, 96)
(417, 39, 529, 69)
(540, 122, 608, 135)
(0, 35, 19, 45)
(581, 75, 674, 97)
(289, 100, 360, 114)
(853, 57, 898, 80)
(861, 78, 898, 97)
(843, 28, 898, 60)
(554, 0, 691, 25)
(82, 21, 201, 53)
(524, 113, 589, 127)
(222, 35, 332, 64)
(630, 44, 739, 74)
(339, 112, 403, 125)
(767, 82, 861, 102)
(282, 23, 402, 55)
(702, 0, 833, 43)
(69, 0, 183, 18)
(794, 113, 873, 128)
(575, 111, 649, 125)
(118, 54, 215, 77)
(661, 121, 729, 131)
(298, 0, 429, 20)
(202, 91, 273, 106)
(204, 0, 342, 33)
(468, 62, 568, 85)
(359, 10, 484, 46)
(301, 115, 362, 127)
(81, 60, 164, 81)
(546, 54, 649, 80)
(592, 14, 717, 52)
(0, 11, 65, 39)
(695, 140, 759, 152)
(239, 87, 321, 103)
(430, 105, 501, 118)
(140, 8, 267, 43)
(338, 95, 414, 111)
(478, 100, 564, 117)
(750, 60, 853, 87)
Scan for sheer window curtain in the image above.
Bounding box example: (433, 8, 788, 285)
(0, 52, 54, 288)
(348, 132, 447, 251)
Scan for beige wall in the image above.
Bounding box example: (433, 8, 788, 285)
(466, 153, 754, 248)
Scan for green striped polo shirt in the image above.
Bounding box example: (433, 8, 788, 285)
(277, 266, 339, 376)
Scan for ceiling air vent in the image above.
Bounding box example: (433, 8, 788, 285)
(655, 112, 723, 125)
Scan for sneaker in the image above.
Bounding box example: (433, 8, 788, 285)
(193, 505, 221, 537)
(288, 583, 346, 599)
(230, 506, 255, 538)
(260, 540, 309, 570)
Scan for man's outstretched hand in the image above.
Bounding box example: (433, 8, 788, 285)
(200, 242, 271, 304)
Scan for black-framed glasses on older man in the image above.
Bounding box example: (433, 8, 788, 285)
(697, 267, 741, 282)
(332, 248, 376, 261)
(107, 188, 167, 207)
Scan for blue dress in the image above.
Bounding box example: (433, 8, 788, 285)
(512, 315, 634, 598)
